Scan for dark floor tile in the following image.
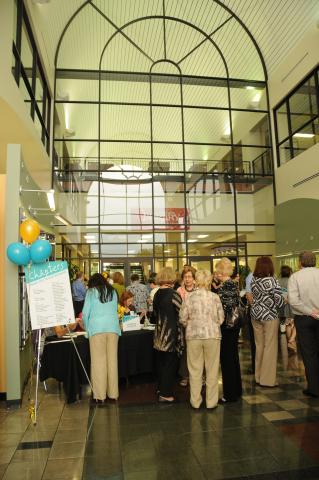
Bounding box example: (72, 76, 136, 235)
(17, 440, 53, 450)
(201, 460, 245, 479)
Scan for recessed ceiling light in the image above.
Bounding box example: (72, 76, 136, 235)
(293, 133, 315, 138)
(197, 234, 208, 239)
(187, 239, 198, 243)
(245, 86, 255, 90)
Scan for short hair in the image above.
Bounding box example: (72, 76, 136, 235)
(181, 266, 196, 280)
(156, 267, 175, 286)
(254, 256, 274, 278)
(280, 265, 292, 278)
(148, 278, 157, 285)
(299, 251, 316, 268)
(76, 271, 84, 279)
(130, 273, 140, 282)
(196, 270, 212, 289)
(113, 271, 124, 285)
(120, 290, 134, 306)
(215, 258, 233, 277)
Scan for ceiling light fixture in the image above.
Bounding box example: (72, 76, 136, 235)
(293, 133, 315, 138)
(54, 214, 71, 226)
(245, 86, 255, 90)
(164, 249, 171, 253)
(187, 239, 198, 243)
(46, 189, 55, 211)
(197, 234, 208, 239)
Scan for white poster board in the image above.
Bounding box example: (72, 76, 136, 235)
(122, 314, 141, 332)
(25, 261, 75, 330)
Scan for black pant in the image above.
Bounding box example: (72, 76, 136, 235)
(248, 316, 256, 374)
(295, 315, 319, 395)
(73, 300, 84, 317)
(220, 325, 242, 401)
(156, 350, 178, 397)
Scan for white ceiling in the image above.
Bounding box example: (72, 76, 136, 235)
(27, 0, 319, 80)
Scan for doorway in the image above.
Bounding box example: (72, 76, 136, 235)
(101, 258, 153, 286)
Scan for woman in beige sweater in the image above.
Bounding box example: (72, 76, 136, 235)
(180, 270, 224, 409)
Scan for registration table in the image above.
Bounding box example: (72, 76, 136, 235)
(40, 329, 155, 403)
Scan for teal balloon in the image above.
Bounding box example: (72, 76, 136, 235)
(7, 242, 30, 266)
(30, 239, 52, 264)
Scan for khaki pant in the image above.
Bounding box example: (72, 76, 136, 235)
(252, 318, 279, 386)
(187, 338, 220, 408)
(89, 333, 119, 400)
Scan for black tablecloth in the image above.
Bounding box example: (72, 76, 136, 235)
(40, 330, 155, 402)
(118, 329, 155, 378)
(40, 336, 90, 403)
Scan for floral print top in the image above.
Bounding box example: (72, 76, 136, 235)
(126, 281, 149, 313)
(179, 289, 224, 340)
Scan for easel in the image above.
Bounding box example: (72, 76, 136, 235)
(30, 324, 95, 425)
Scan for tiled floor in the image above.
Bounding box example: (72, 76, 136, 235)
(1, 345, 319, 479)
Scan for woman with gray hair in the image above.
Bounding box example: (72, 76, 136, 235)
(288, 251, 319, 398)
(179, 270, 224, 409)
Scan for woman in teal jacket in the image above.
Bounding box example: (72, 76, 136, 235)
(82, 273, 121, 402)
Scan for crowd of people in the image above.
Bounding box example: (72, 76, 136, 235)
(69, 251, 319, 408)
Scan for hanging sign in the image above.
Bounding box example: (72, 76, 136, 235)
(25, 261, 75, 330)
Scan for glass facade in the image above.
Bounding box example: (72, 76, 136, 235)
(52, 8, 276, 277)
(274, 66, 319, 166)
(12, 0, 51, 153)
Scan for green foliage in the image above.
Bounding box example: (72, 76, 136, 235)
(68, 262, 80, 282)
(238, 264, 251, 289)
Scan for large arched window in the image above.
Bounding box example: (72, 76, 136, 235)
(53, 0, 275, 274)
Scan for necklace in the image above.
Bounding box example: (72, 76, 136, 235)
(185, 285, 195, 292)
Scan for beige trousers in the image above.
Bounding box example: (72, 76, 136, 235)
(187, 338, 220, 408)
(89, 333, 119, 400)
(252, 318, 279, 386)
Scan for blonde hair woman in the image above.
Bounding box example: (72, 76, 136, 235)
(180, 270, 224, 409)
(215, 258, 242, 404)
(153, 267, 183, 403)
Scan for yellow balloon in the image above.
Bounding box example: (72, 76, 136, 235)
(20, 219, 40, 244)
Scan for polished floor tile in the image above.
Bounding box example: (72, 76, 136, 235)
(42, 457, 84, 479)
(262, 410, 295, 422)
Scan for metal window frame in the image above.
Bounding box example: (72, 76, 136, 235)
(52, 2, 275, 271)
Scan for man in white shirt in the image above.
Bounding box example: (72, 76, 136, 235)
(288, 251, 319, 398)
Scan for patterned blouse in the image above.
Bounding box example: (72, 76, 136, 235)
(153, 288, 183, 354)
(126, 281, 149, 312)
(218, 280, 239, 318)
(179, 289, 224, 340)
(251, 276, 285, 321)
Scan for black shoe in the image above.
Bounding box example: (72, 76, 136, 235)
(303, 389, 319, 398)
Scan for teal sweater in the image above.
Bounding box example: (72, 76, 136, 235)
(82, 288, 121, 338)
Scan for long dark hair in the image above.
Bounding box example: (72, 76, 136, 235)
(88, 273, 114, 303)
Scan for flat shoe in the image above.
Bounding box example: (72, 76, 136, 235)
(303, 389, 319, 398)
(158, 396, 175, 404)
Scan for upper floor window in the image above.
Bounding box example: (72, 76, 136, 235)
(12, 0, 51, 154)
(274, 66, 319, 166)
